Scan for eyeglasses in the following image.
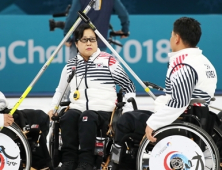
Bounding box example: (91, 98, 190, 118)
(78, 37, 97, 43)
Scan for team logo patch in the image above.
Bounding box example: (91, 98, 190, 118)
(149, 135, 205, 170)
(82, 116, 88, 121)
(31, 124, 39, 129)
(96, 63, 103, 68)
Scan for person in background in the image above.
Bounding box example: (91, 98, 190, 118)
(48, 23, 135, 170)
(64, 0, 130, 59)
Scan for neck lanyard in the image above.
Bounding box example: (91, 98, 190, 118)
(73, 55, 98, 100)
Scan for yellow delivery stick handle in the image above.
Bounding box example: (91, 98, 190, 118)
(0, 86, 31, 129)
(8, 51, 55, 116)
(9, 86, 32, 115)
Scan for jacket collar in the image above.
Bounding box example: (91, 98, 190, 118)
(168, 48, 202, 63)
(77, 48, 101, 61)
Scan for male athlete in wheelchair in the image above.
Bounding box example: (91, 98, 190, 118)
(111, 17, 222, 170)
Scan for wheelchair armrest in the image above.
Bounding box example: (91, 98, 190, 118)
(189, 99, 205, 105)
(211, 97, 216, 101)
(60, 101, 71, 106)
(127, 97, 138, 110)
(117, 89, 123, 103)
(189, 97, 217, 105)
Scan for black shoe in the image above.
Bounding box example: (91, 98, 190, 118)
(75, 162, 93, 170)
(55, 161, 77, 170)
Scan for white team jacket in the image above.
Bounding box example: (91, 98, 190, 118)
(0, 91, 9, 127)
(50, 49, 136, 113)
(147, 48, 217, 130)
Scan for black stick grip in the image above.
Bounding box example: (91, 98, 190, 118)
(108, 38, 123, 47)
(67, 69, 76, 83)
(143, 81, 164, 91)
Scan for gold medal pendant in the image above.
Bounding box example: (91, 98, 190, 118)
(73, 90, 80, 100)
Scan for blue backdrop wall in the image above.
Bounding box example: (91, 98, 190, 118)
(1, 0, 222, 15)
(0, 14, 222, 96)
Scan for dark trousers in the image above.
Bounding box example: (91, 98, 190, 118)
(60, 109, 111, 166)
(18, 109, 50, 137)
(2, 109, 50, 138)
(115, 110, 152, 144)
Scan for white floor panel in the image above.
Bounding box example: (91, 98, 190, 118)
(7, 96, 222, 114)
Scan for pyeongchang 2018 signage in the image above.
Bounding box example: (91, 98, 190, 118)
(0, 15, 222, 96)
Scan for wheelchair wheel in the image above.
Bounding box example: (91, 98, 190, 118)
(48, 107, 67, 167)
(0, 123, 31, 170)
(48, 123, 62, 167)
(136, 122, 220, 170)
(212, 124, 222, 163)
(212, 124, 222, 141)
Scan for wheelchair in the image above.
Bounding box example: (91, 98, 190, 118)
(0, 109, 52, 170)
(48, 93, 222, 170)
(135, 102, 222, 170)
(110, 97, 222, 170)
(47, 89, 139, 170)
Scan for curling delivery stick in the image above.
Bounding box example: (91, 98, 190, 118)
(7, 0, 102, 117)
(143, 81, 222, 111)
(47, 68, 76, 151)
